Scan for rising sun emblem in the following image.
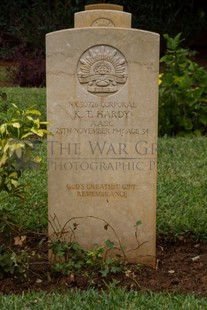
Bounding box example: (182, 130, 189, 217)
(77, 45, 128, 97)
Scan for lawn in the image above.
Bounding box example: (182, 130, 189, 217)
(0, 87, 207, 307)
(1, 289, 207, 310)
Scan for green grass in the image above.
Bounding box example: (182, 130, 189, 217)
(0, 289, 207, 310)
(10, 141, 48, 231)
(157, 137, 207, 239)
(0, 87, 46, 119)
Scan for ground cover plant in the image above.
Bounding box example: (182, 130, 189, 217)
(0, 88, 207, 303)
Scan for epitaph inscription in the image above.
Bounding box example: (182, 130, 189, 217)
(77, 45, 127, 96)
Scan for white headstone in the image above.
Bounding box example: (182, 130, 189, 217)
(46, 4, 159, 266)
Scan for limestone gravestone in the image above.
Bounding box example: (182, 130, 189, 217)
(46, 4, 159, 265)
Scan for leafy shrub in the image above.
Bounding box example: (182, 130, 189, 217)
(0, 91, 49, 277)
(9, 45, 45, 87)
(0, 0, 77, 50)
(159, 33, 207, 136)
(0, 93, 49, 198)
(0, 32, 15, 60)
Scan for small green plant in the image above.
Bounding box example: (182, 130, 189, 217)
(0, 245, 28, 279)
(0, 91, 50, 278)
(50, 240, 124, 278)
(49, 216, 145, 278)
(0, 92, 49, 200)
(159, 33, 207, 136)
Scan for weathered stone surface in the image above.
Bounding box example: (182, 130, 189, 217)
(75, 6, 131, 28)
(85, 4, 123, 11)
(46, 6, 159, 266)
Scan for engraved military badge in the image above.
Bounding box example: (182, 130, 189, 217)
(91, 18, 115, 27)
(77, 45, 128, 97)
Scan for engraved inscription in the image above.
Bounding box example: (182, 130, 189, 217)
(66, 183, 136, 198)
(68, 100, 135, 109)
(48, 140, 157, 157)
(47, 140, 157, 172)
(55, 127, 149, 136)
(91, 18, 115, 27)
(77, 45, 127, 97)
(48, 160, 157, 172)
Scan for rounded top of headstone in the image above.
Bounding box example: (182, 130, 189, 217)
(75, 4, 130, 28)
(85, 4, 123, 11)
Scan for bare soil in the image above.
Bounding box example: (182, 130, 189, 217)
(0, 234, 207, 297)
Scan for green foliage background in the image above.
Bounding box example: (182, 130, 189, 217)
(159, 33, 207, 136)
(0, 0, 207, 51)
